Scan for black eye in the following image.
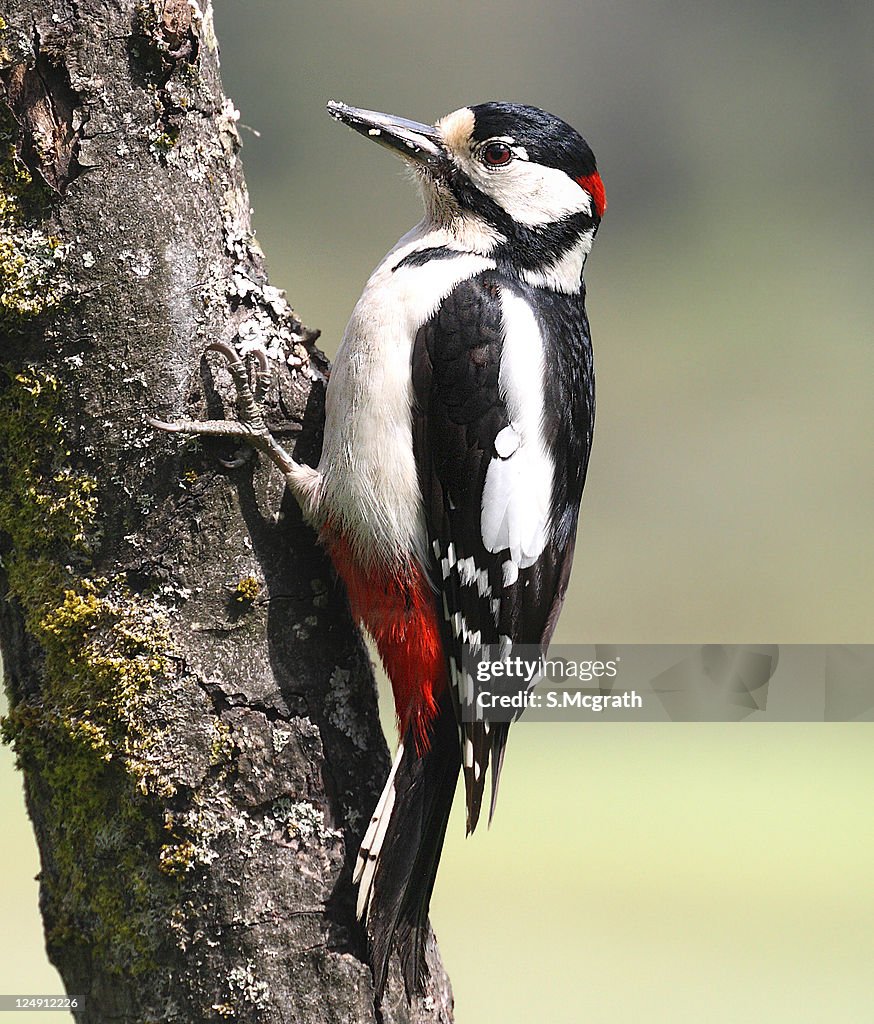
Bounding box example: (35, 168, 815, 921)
(482, 142, 513, 167)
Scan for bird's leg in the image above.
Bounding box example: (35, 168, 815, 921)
(149, 342, 308, 488)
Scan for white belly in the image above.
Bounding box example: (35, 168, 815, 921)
(318, 224, 495, 566)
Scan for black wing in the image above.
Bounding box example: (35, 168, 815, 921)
(411, 270, 594, 832)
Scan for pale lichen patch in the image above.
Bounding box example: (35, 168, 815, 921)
(272, 798, 338, 844)
(325, 667, 369, 750)
(225, 962, 270, 1009)
(0, 104, 72, 331)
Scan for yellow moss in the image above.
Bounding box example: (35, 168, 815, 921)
(0, 368, 196, 801)
(0, 234, 68, 327)
(210, 716, 235, 765)
(66, 715, 112, 761)
(0, 369, 99, 624)
(0, 103, 68, 330)
(4, 573, 180, 796)
(232, 575, 260, 604)
(158, 840, 197, 878)
(4, 699, 172, 976)
(40, 581, 107, 637)
(0, 367, 191, 972)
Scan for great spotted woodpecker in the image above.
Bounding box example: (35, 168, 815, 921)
(152, 100, 605, 998)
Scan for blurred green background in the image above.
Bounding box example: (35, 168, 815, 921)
(2, 1, 873, 1021)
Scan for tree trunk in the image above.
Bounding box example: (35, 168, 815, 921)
(0, 2, 453, 1021)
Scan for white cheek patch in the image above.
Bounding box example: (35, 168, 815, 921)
(480, 288, 553, 571)
(490, 161, 593, 225)
(455, 150, 593, 227)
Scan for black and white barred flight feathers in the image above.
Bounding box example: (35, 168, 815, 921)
(412, 272, 595, 829)
(326, 99, 605, 999)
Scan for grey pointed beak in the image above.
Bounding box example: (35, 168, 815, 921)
(327, 100, 444, 172)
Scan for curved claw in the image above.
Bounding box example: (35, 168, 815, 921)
(205, 341, 243, 365)
(147, 415, 186, 433)
(147, 343, 297, 483)
(203, 342, 273, 403)
(250, 348, 269, 375)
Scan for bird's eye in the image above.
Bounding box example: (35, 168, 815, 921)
(482, 142, 513, 167)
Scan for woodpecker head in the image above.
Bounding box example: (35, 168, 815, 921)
(327, 100, 605, 292)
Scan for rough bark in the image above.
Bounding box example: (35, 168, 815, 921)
(0, 2, 453, 1021)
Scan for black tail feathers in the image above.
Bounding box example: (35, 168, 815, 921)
(355, 697, 460, 999)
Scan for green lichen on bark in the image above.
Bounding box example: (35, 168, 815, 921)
(0, 369, 210, 978)
(0, 104, 70, 332)
(0, 369, 97, 625)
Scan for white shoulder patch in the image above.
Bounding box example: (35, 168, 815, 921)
(480, 288, 554, 574)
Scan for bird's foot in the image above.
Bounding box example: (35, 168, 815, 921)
(148, 342, 298, 478)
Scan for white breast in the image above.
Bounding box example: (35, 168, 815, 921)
(318, 224, 495, 566)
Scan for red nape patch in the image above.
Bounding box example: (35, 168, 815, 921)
(576, 172, 607, 218)
(324, 532, 446, 754)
